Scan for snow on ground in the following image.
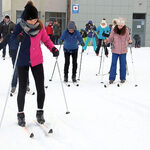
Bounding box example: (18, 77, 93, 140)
(0, 45, 150, 150)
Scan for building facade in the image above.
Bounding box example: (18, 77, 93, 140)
(1, 0, 150, 46)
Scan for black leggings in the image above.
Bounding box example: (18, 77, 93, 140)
(17, 64, 45, 112)
(64, 50, 78, 77)
(96, 39, 108, 55)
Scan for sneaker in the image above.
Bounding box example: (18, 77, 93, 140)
(109, 80, 114, 84)
(64, 76, 68, 82)
(17, 112, 26, 127)
(120, 80, 125, 83)
(36, 110, 45, 124)
(72, 75, 77, 82)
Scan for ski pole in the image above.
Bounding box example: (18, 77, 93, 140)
(49, 44, 62, 81)
(78, 48, 83, 81)
(96, 41, 104, 76)
(0, 43, 21, 128)
(100, 46, 105, 83)
(129, 44, 138, 87)
(55, 57, 70, 114)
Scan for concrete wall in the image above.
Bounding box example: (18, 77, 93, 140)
(71, 0, 150, 46)
(9, 0, 67, 23)
(2, 0, 11, 19)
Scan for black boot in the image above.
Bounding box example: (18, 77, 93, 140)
(36, 110, 45, 124)
(17, 113, 26, 127)
(64, 75, 68, 82)
(72, 75, 77, 82)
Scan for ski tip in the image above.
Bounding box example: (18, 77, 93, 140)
(104, 85, 107, 88)
(66, 111, 70, 114)
(117, 84, 120, 87)
(32, 92, 35, 95)
(48, 129, 53, 134)
(30, 133, 34, 138)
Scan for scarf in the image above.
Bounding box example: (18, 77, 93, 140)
(20, 19, 40, 37)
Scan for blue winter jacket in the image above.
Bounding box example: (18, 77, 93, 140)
(58, 29, 83, 52)
(96, 26, 111, 40)
(10, 23, 31, 66)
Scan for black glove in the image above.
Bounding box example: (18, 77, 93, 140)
(81, 42, 85, 47)
(82, 49, 84, 53)
(52, 47, 59, 57)
(102, 32, 109, 38)
(17, 32, 25, 43)
(59, 40, 63, 45)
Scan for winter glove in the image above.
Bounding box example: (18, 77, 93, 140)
(17, 32, 25, 43)
(82, 49, 85, 53)
(52, 47, 59, 57)
(102, 32, 110, 38)
(81, 42, 85, 47)
(59, 40, 63, 45)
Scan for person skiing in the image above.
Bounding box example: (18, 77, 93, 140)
(104, 18, 132, 84)
(0, 24, 33, 96)
(53, 21, 61, 44)
(0, 15, 15, 60)
(82, 20, 97, 53)
(80, 28, 87, 44)
(10, 3, 59, 127)
(46, 21, 54, 42)
(133, 34, 141, 48)
(58, 21, 84, 83)
(95, 18, 111, 56)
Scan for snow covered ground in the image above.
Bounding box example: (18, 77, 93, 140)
(0, 45, 150, 150)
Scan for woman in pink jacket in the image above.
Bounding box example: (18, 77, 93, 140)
(105, 18, 132, 84)
(10, 4, 59, 127)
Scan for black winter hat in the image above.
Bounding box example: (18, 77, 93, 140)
(24, 4, 38, 21)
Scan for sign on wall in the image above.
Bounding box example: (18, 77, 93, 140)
(72, 4, 79, 14)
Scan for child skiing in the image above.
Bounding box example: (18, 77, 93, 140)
(10, 3, 59, 127)
(82, 20, 97, 53)
(58, 21, 84, 83)
(104, 18, 132, 84)
(96, 18, 111, 56)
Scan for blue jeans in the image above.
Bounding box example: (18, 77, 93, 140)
(109, 53, 126, 81)
(83, 37, 97, 51)
(11, 56, 18, 88)
(2, 46, 6, 57)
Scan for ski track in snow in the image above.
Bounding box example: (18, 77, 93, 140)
(0, 45, 150, 150)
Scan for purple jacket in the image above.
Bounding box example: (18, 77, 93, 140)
(107, 28, 131, 54)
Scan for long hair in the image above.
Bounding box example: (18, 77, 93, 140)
(37, 19, 43, 31)
(113, 25, 127, 35)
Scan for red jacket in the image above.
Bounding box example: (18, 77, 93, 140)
(46, 25, 53, 35)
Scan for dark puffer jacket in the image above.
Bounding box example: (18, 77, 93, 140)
(0, 20, 15, 38)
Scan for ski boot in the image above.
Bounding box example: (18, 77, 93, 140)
(72, 75, 77, 82)
(10, 87, 16, 96)
(64, 75, 68, 82)
(109, 80, 114, 84)
(17, 112, 26, 127)
(120, 80, 125, 83)
(36, 110, 45, 124)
